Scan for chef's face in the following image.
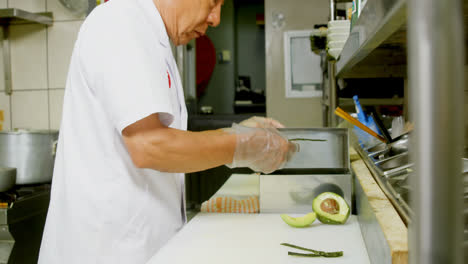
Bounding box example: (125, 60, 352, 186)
(171, 0, 223, 45)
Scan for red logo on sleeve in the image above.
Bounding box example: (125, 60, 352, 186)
(167, 71, 171, 88)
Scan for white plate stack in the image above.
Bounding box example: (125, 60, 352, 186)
(327, 20, 351, 60)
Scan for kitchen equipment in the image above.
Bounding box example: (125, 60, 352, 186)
(0, 130, 58, 185)
(260, 128, 352, 213)
(0, 167, 15, 192)
(391, 116, 405, 139)
(375, 153, 411, 172)
(388, 134, 409, 153)
(353, 145, 413, 224)
(328, 27, 350, 35)
(0, 185, 50, 263)
(366, 142, 387, 154)
(261, 174, 351, 213)
(369, 107, 393, 143)
(328, 48, 343, 59)
(368, 135, 410, 160)
(279, 128, 349, 171)
(328, 40, 346, 49)
(200, 106, 213, 115)
(335, 107, 387, 143)
(327, 33, 349, 42)
(328, 20, 351, 28)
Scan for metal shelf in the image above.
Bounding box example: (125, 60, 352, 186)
(339, 97, 404, 106)
(336, 0, 407, 78)
(0, 9, 53, 25)
(336, 0, 468, 78)
(331, 0, 467, 261)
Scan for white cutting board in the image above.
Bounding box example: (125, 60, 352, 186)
(148, 213, 370, 264)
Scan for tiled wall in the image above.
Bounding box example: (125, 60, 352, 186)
(0, 0, 85, 131)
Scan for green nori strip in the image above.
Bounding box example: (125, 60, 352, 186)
(288, 138, 327, 142)
(288, 251, 343, 258)
(281, 243, 343, 258)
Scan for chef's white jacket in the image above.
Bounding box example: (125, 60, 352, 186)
(38, 0, 188, 263)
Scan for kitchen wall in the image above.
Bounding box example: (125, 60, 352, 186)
(198, 0, 267, 115)
(236, 2, 266, 93)
(198, 0, 236, 114)
(265, 0, 329, 127)
(465, 67, 468, 147)
(0, 0, 85, 131)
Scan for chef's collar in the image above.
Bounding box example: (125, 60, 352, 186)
(135, 0, 171, 47)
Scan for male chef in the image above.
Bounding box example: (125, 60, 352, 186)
(38, 0, 297, 263)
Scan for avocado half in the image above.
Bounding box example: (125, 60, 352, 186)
(280, 212, 317, 228)
(312, 192, 350, 225)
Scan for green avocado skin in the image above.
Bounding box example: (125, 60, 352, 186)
(312, 192, 350, 225)
(281, 213, 317, 228)
(316, 209, 350, 225)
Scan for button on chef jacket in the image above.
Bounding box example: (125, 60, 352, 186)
(38, 0, 188, 263)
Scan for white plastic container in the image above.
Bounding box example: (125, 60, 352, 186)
(328, 27, 350, 34)
(327, 33, 349, 43)
(328, 40, 346, 49)
(328, 20, 351, 28)
(328, 48, 342, 59)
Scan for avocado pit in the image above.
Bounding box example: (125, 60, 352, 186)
(313, 192, 350, 225)
(320, 198, 340, 214)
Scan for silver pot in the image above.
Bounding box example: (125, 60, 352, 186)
(0, 130, 59, 185)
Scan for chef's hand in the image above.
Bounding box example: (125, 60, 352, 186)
(239, 116, 285, 129)
(224, 123, 298, 174)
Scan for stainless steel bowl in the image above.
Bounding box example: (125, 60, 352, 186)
(366, 142, 387, 154)
(367, 134, 409, 160)
(388, 136, 409, 155)
(375, 153, 410, 171)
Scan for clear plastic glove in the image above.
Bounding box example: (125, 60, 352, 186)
(224, 123, 299, 174)
(239, 116, 285, 129)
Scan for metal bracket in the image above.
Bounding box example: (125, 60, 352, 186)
(0, 9, 53, 95)
(0, 26, 11, 96)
